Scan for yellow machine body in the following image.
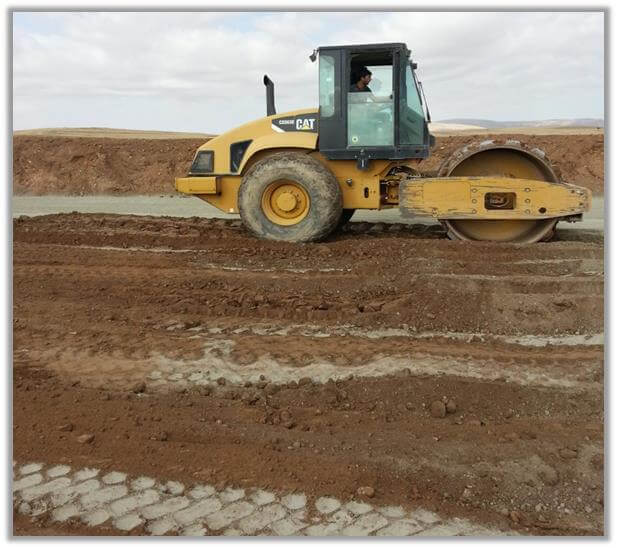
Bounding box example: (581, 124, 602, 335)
(175, 109, 591, 224)
(400, 177, 591, 220)
(173, 42, 593, 243)
(175, 108, 420, 214)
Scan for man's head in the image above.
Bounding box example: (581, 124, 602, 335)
(357, 67, 372, 86)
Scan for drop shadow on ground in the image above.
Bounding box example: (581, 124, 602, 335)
(329, 222, 602, 245)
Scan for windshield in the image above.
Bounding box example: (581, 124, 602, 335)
(398, 62, 426, 146)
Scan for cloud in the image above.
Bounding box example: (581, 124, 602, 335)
(12, 11, 604, 131)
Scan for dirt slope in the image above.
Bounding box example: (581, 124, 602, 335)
(12, 132, 604, 196)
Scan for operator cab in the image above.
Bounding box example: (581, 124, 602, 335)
(314, 42, 432, 169)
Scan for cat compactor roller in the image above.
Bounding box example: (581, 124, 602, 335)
(175, 42, 591, 243)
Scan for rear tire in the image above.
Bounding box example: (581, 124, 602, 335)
(238, 152, 342, 243)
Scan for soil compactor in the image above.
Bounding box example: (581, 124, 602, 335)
(175, 42, 591, 243)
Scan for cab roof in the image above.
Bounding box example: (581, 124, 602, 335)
(318, 42, 410, 53)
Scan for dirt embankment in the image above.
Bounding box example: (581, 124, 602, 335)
(12, 133, 604, 196)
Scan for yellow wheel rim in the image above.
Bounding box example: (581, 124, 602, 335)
(261, 180, 310, 226)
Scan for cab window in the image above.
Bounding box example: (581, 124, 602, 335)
(319, 55, 336, 118)
(399, 64, 425, 145)
(347, 55, 394, 147)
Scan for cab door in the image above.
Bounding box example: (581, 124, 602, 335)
(347, 60, 395, 147)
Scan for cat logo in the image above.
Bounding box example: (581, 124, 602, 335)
(295, 118, 316, 131)
(271, 114, 318, 133)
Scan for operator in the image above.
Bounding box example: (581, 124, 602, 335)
(350, 66, 373, 93)
(349, 67, 392, 103)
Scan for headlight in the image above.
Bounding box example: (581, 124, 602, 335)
(190, 150, 214, 174)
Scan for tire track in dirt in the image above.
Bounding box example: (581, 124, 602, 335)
(12, 213, 604, 536)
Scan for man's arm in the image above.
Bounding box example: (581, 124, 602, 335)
(369, 92, 393, 103)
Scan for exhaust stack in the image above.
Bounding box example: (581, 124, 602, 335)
(263, 75, 276, 116)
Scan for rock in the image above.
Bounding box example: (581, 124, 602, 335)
(57, 423, 74, 432)
(539, 466, 559, 486)
(256, 380, 267, 389)
(509, 510, 522, 523)
(356, 486, 375, 498)
(559, 448, 578, 459)
(298, 377, 312, 386)
(152, 431, 168, 441)
(430, 401, 446, 418)
(77, 433, 95, 444)
(216, 377, 226, 386)
(132, 382, 146, 394)
(445, 399, 457, 414)
(241, 392, 258, 405)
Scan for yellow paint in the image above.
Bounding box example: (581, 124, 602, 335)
(174, 176, 218, 194)
(311, 153, 397, 209)
(238, 132, 318, 172)
(400, 176, 591, 219)
(195, 176, 241, 213)
(190, 108, 319, 174)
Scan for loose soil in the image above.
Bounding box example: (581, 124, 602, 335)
(13, 213, 604, 536)
(12, 131, 604, 196)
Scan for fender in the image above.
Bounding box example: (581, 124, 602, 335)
(191, 108, 319, 175)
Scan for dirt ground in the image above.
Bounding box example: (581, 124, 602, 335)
(12, 130, 604, 196)
(13, 212, 604, 536)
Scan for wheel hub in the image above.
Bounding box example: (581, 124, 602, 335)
(276, 191, 298, 212)
(261, 181, 310, 226)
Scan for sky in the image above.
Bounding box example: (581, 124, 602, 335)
(12, 10, 605, 133)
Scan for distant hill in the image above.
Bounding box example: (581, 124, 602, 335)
(438, 118, 604, 129)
